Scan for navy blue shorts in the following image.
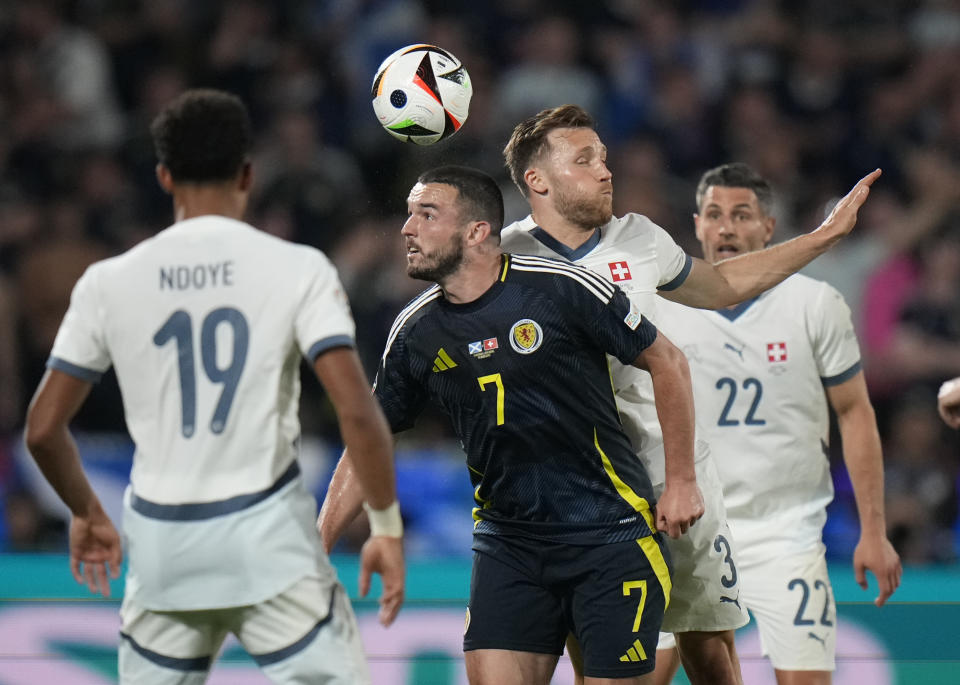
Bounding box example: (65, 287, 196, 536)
(464, 533, 672, 678)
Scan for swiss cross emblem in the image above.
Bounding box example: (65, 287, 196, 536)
(767, 342, 787, 362)
(608, 261, 631, 282)
(483, 338, 498, 350)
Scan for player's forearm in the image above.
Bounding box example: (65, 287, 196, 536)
(24, 424, 101, 517)
(337, 406, 396, 511)
(317, 449, 367, 551)
(713, 232, 827, 305)
(647, 351, 696, 484)
(838, 405, 888, 538)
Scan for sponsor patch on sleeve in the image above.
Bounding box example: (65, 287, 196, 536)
(623, 300, 642, 330)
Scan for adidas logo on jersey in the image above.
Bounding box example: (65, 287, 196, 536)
(432, 348, 457, 372)
(618, 638, 648, 662)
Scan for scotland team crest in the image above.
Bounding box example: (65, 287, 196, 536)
(509, 319, 543, 354)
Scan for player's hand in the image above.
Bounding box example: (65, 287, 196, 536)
(937, 377, 960, 429)
(69, 511, 122, 598)
(813, 168, 881, 248)
(359, 535, 405, 626)
(655, 479, 705, 539)
(853, 534, 902, 607)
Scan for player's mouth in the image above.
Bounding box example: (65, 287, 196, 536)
(716, 243, 740, 256)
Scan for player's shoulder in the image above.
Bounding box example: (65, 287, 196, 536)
(382, 284, 443, 354)
(507, 253, 618, 302)
(776, 272, 845, 303)
(389, 284, 444, 332)
(604, 212, 662, 236)
(500, 215, 540, 251)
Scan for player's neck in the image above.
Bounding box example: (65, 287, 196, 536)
(439, 251, 504, 305)
(171, 186, 249, 223)
(530, 206, 598, 250)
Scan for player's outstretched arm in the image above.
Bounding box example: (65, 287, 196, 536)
(25, 370, 122, 598)
(827, 371, 902, 607)
(632, 331, 704, 538)
(938, 377, 960, 429)
(661, 169, 881, 309)
(312, 347, 404, 626)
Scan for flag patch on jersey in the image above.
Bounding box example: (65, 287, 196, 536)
(468, 338, 498, 359)
(510, 319, 543, 354)
(623, 300, 642, 330)
(608, 260, 632, 282)
(767, 342, 787, 362)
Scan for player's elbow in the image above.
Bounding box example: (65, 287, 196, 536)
(24, 403, 59, 457)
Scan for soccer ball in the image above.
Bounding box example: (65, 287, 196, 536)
(371, 44, 472, 145)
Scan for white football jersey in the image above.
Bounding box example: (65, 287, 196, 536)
(501, 213, 702, 487)
(657, 275, 862, 561)
(49, 216, 353, 609)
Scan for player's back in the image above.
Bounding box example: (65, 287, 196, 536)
(61, 216, 352, 504)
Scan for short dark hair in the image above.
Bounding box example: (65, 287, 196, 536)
(150, 89, 252, 183)
(503, 105, 595, 197)
(695, 162, 774, 215)
(417, 165, 505, 237)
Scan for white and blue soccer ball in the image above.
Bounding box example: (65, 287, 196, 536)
(371, 44, 472, 145)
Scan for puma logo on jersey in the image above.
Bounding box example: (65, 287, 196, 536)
(432, 348, 457, 372)
(719, 593, 741, 610)
(723, 342, 745, 361)
(808, 632, 827, 648)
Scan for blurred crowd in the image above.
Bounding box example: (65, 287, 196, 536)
(0, 0, 958, 563)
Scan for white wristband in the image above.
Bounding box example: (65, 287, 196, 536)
(939, 379, 959, 398)
(363, 500, 403, 538)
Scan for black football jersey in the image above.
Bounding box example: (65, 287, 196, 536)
(375, 254, 660, 544)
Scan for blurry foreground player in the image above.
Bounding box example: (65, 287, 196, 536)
(655, 163, 901, 685)
(319, 165, 704, 684)
(24, 89, 404, 684)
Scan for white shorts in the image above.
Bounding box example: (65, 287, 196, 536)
(658, 455, 749, 635)
(737, 544, 836, 671)
(118, 575, 370, 684)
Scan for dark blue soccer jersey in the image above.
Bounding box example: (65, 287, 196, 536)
(375, 254, 660, 544)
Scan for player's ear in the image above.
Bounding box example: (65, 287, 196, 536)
(466, 220, 491, 246)
(524, 167, 547, 196)
(693, 213, 704, 243)
(762, 214, 776, 246)
(155, 164, 175, 194)
(238, 160, 253, 192)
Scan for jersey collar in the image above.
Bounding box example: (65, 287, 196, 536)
(715, 295, 761, 321)
(529, 225, 601, 261)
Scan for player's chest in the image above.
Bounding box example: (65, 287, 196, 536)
(407, 312, 586, 388)
(576, 248, 661, 297)
(677, 312, 814, 383)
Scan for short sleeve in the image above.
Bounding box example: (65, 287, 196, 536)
(809, 282, 862, 385)
(652, 222, 692, 291)
(48, 264, 111, 381)
(550, 263, 658, 365)
(295, 250, 357, 362)
(590, 288, 659, 365)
